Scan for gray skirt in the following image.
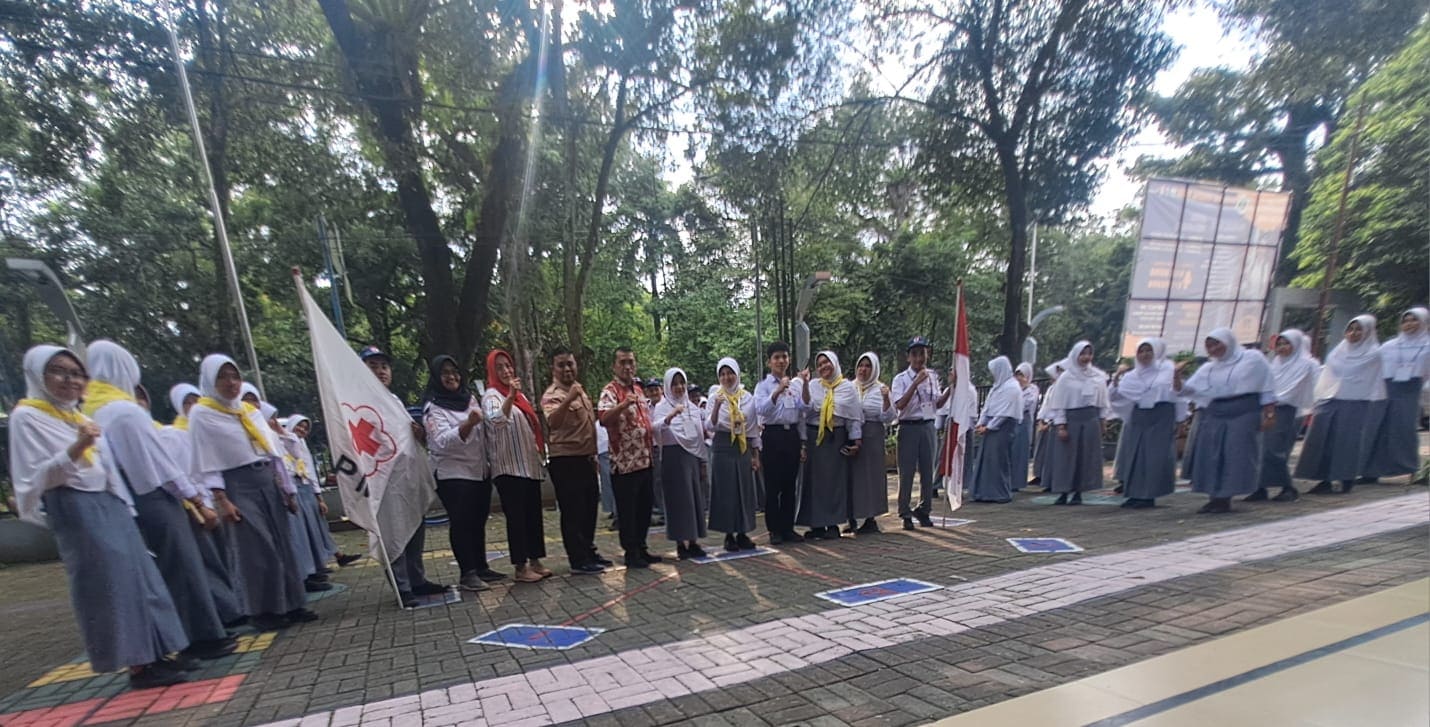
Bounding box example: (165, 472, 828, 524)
(1010, 417, 1033, 491)
(1115, 402, 1178, 500)
(1047, 407, 1104, 493)
(660, 445, 707, 541)
(848, 421, 890, 520)
(797, 425, 850, 528)
(708, 437, 757, 534)
(1258, 405, 1302, 489)
(970, 423, 1014, 503)
(1293, 398, 1373, 482)
(1032, 425, 1054, 481)
(43, 488, 188, 672)
(193, 520, 244, 625)
(1365, 378, 1422, 477)
(1188, 393, 1263, 498)
(291, 489, 337, 576)
(222, 460, 308, 615)
(131, 487, 228, 643)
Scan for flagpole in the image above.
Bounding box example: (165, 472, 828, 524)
(944, 279, 965, 514)
(164, 8, 265, 395)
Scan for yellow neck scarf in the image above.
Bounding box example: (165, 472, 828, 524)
(17, 399, 96, 464)
(171, 415, 188, 431)
(719, 389, 747, 453)
(196, 397, 272, 455)
(80, 380, 134, 418)
(817, 378, 838, 445)
(284, 453, 312, 482)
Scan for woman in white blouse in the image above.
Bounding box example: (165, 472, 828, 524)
(846, 352, 893, 533)
(706, 358, 762, 551)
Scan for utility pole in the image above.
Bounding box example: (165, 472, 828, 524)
(1312, 105, 1366, 358)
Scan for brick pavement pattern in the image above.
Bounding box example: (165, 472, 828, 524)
(251, 493, 1428, 727)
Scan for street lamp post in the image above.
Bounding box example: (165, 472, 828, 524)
(793, 271, 832, 371)
(1021, 304, 1066, 369)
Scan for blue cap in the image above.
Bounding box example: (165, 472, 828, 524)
(359, 345, 390, 362)
(907, 335, 932, 351)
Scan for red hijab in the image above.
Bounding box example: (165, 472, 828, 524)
(485, 349, 544, 451)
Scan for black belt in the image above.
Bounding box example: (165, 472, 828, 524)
(901, 419, 935, 425)
(766, 423, 800, 431)
(226, 459, 271, 474)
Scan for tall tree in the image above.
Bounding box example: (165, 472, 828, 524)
(915, 0, 1174, 358)
(1135, 0, 1423, 284)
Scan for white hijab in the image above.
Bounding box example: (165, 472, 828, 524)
(981, 356, 1024, 421)
(10, 346, 128, 524)
(1112, 338, 1178, 419)
(805, 350, 862, 422)
(1378, 307, 1430, 382)
(1015, 362, 1039, 414)
(282, 414, 321, 488)
(168, 383, 200, 420)
(708, 357, 759, 441)
(188, 353, 276, 472)
(1268, 329, 1320, 414)
(1314, 314, 1386, 402)
(853, 352, 887, 418)
(1182, 327, 1274, 401)
(85, 340, 190, 497)
(1044, 341, 1109, 415)
(654, 367, 706, 459)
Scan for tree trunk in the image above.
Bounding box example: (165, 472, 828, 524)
(317, 0, 460, 360)
(191, 0, 238, 355)
(1271, 103, 1322, 286)
(995, 141, 1029, 360)
(566, 77, 629, 358)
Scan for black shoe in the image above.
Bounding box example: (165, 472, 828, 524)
(724, 534, 739, 552)
(842, 521, 857, 534)
(307, 571, 330, 582)
(769, 533, 785, 546)
(641, 551, 664, 563)
(1356, 476, 1379, 485)
(1027, 477, 1042, 487)
(1070, 493, 1082, 505)
(1128, 499, 1155, 509)
(857, 518, 880, 534)
(572, 563, 606, 575)
(625, 553, 650, 569)
(1308, 481, 1335, 495)
(782, 531, 805, 543)
(252, 613, 291, 630)
(221, 616, 249, 630)
(592, 556, 614, 567)
(820, 527, 841, 540)
(1340, 480, 1355, 494)
(736, 533, 757, 550)
(1273, 488, 1300, 502)
(902, 518, 915, 530)
(916, 513, 935, 528)
(476, 568, 508, 582)
(412, 582, 448, 596)
(608, 518, 620, 531)
(805, 528, 825, 540)
(397, 592, 419, 609)
(183, 637, 239, 661)
(162, 654, 201, 672)
(1198, 498, 1231, 514)
(1113, 485, 1124, 495)
(335, 553, 363, 567)
(677, 543, 691, 560)
(130, 663, 187, 690)
(688, 544, 707, 558)
(1054, 494, 1069, 505)
(285, 608, 319, 623)
(1120, 498, 1135, 508)
(1244, 488, 1269, 502)
(304, 579, 333, 593)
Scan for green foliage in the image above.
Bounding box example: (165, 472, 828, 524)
(1292, 24, 1430, 321)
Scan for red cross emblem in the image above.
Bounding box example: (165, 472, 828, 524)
(341, 403, 398, 477)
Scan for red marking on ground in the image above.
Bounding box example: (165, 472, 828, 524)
(749, 556, 856, 587)
(64, 674, 246, 726)
(0, 697, 105, 727)
(562, 571, 680, 626)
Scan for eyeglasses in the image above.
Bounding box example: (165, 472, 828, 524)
(45, 367, 89, 382)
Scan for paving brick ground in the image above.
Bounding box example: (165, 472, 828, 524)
(1, 450, 1426, 727)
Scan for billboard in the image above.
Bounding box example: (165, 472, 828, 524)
(1120, 179, 1291, 356)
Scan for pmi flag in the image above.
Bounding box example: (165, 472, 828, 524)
(293, 271, 434, 564)
(940, 282, 977, 511)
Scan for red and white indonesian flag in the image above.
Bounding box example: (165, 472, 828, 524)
(294, 271, 435, 568)
(940, 283, 978, 511)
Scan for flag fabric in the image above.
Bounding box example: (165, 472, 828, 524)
(293, 271, 435, 571)
(940, 283, 978, 511)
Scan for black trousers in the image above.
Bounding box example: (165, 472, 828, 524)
(548, 456, 601, 567)
(434, 478, 492, 576)
(762, 426, 802, 535)
(611, 467, 653, 555)
(493, 476, 545, 566)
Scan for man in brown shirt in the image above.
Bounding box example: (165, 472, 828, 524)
(597, 346, 661, 568)
(540, 346, 609, 574)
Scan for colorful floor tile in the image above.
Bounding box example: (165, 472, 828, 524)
(467, 624, 605, 651)
(814, 578, 943, 606)
(1007, 537, 1084, 553)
